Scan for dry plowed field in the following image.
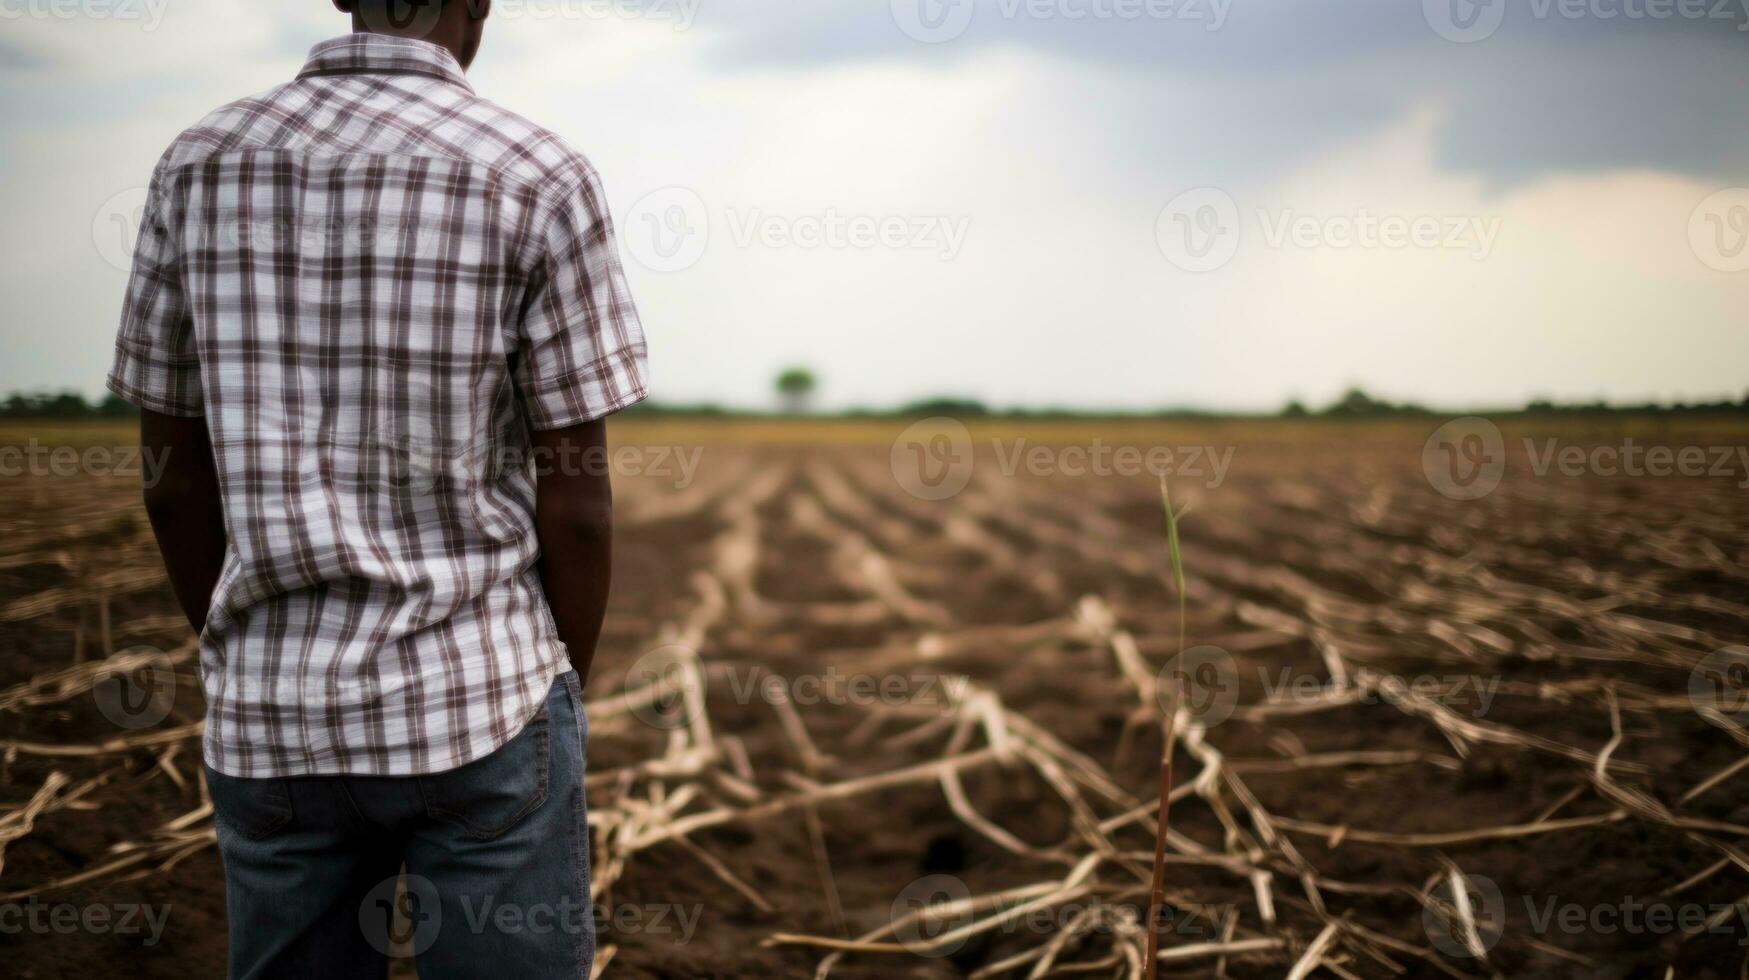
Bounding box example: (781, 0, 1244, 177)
(2, 418, 1746, 978)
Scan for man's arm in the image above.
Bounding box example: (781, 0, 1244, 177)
(139, 409, 227, 636)
(531, 418, 615, 684)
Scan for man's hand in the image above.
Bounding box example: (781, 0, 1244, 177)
(531, 418, 615, 684)
(139, 409, 228, 636)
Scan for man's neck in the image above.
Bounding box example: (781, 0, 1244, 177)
(352, 22, 471, 69)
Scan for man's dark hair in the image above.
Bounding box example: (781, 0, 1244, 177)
(334, 0, 491, 62)
(338, 1, 489, 26)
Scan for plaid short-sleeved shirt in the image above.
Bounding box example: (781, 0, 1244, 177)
(108, 34, 648, 778)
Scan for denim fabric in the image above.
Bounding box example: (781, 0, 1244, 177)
(205, 671, 592, 979)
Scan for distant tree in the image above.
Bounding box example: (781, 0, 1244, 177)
(1318, 386, 1431, 417)
(900, 397, 988, 418)
(47, 393, 92, 417)
(98, 393, 138, 417)
(1323, 387, 1385, 417)
(0, 391, 98, 418)
(1281, 399, 1309, 418)
(622, 401, 728, 417)
(775, 368, 817, 415)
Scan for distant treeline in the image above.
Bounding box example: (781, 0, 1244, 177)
(1280, 388, 1748, 419)
(2, 392, 138, 419)
(6, 387, 1749, 421)
(631, 386, 1749, 420)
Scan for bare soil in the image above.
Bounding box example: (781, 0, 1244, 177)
(1, 418, 1745, 978)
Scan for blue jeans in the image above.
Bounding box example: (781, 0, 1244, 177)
(205, 672, 593, 979)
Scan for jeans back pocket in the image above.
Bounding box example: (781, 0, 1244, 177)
(205, 767, 295, 841)
(417, 703, 551, 841)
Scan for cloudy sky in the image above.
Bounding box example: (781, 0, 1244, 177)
(3, 0, 1747, 412)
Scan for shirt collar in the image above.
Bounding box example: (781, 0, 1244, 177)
(297, 34, 473, 93)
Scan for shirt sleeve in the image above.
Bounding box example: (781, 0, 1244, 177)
(106, 159, 204, 417)
(513, 164, 649, 431)
(106, 157, 203, 416)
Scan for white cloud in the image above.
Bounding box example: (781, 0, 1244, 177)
(1, 9, 1742, 410)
